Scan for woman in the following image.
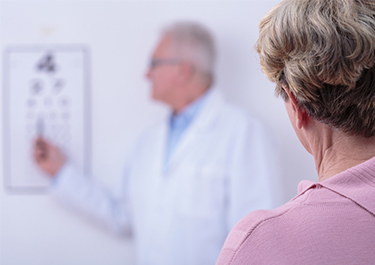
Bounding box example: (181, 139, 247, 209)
(217, 0, 375, 264)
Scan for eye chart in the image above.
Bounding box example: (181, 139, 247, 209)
(3, 46, 90, 192)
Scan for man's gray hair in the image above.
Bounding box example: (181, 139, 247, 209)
(162, 21, 216, 81)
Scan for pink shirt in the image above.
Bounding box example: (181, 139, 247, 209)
(217, 156, 375, 265)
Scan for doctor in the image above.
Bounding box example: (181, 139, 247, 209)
(34, 21, 279, 265)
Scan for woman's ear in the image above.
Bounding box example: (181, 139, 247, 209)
(284, 87, 309, 129)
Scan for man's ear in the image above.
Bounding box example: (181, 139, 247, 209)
(177, 62, 194, 83)
(284, 88, 309, 130)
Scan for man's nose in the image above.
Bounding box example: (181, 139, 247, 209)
(145, 68, 152, 80)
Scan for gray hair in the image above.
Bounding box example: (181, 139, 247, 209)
(162, 21, 216, 81)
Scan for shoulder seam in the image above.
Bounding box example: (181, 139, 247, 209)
(228, 207, 295, 264)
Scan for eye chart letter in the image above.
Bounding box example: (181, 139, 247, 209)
(3, 46, 90, 192)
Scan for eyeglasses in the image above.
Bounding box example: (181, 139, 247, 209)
(149, 58, 181, 69)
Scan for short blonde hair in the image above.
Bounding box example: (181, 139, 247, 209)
(256, 0, 375, 137)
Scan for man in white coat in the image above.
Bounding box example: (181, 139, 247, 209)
(34, 22, 279, 265)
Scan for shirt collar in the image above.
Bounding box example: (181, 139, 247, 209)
(170, 89, 211, 128)
(294, 155, 375, 216)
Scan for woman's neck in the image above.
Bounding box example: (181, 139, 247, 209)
(312, 130, 375, 182)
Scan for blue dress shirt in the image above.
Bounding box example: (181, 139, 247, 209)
(164, 90, 210, 166)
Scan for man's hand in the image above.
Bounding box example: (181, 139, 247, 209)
(33, 137, 66, 177)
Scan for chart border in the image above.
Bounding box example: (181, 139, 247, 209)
(3, 45, 91, 193)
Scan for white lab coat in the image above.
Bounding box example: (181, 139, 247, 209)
(51, 89, 280, 265)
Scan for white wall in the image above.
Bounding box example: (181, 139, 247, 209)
(0, 1, 317, 264)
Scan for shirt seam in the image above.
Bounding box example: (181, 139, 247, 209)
(228, 207, 295, 264)
(228, 190, 313, 264)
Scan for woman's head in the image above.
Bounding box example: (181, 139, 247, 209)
(256, 0, 375, 137)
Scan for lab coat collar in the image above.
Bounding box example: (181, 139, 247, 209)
(187, 88, 225, 131)
(164, 88, 225, 173)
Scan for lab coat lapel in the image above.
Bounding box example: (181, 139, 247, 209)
(166, 89, 224, 172)
(156, 120, 169, 174)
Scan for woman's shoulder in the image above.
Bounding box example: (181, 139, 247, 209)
(217, 203, 296, 264)
(217, 182, 375, 265)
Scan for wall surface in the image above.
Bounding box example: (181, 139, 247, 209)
(0, 1, 317, 264)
